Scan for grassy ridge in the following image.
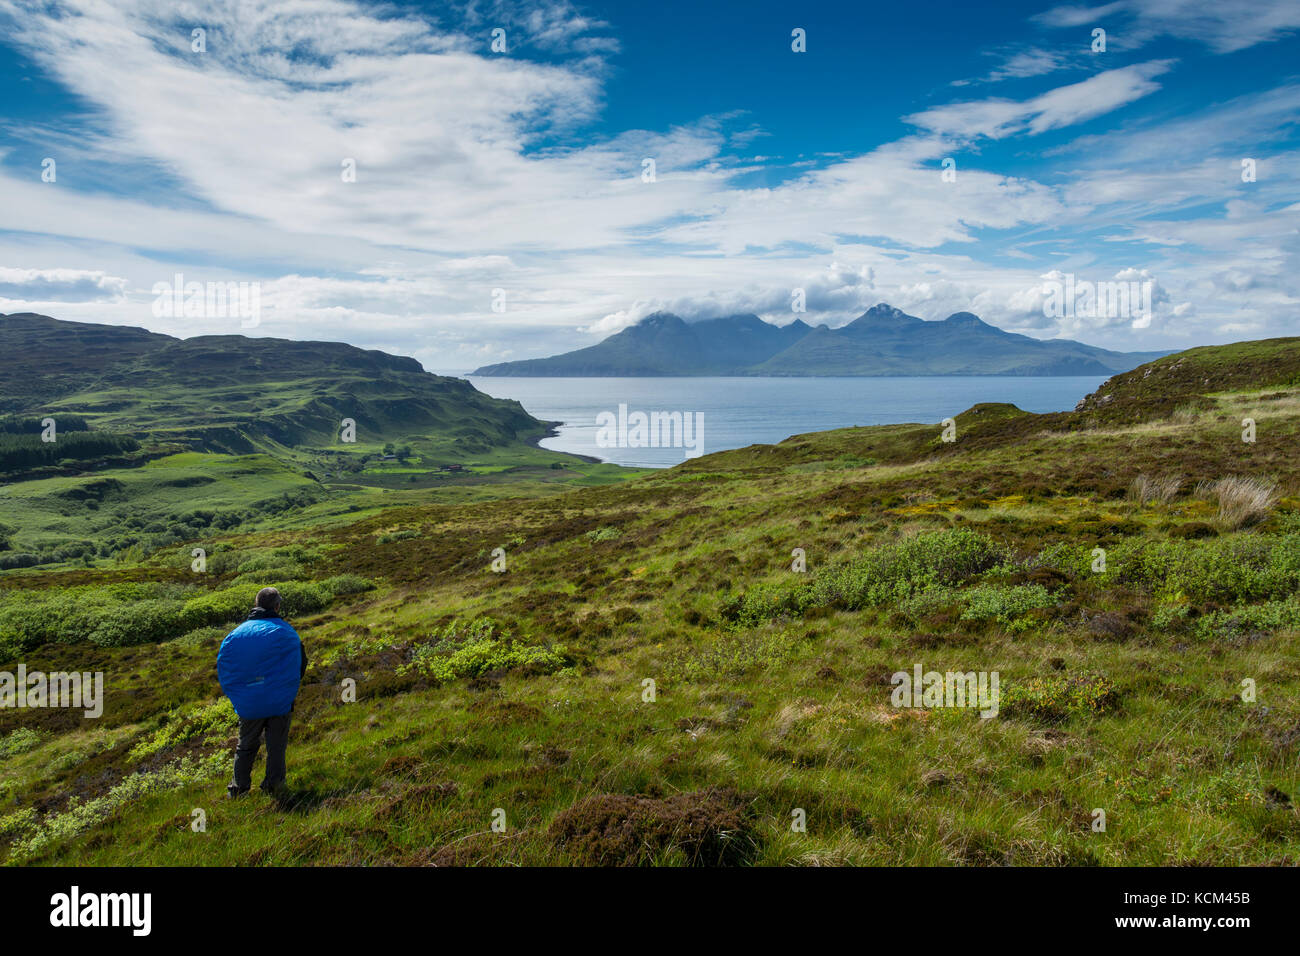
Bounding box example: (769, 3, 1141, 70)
(0, 313, 547, 456)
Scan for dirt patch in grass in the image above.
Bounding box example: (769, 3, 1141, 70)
(376, 781, 459, 820)
(379, 754, 422, 777)
(418, 827, 524, 866)
(547, 786, 758, 866)
(467, 699, 544, 725)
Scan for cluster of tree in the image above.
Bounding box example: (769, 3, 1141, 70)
(0, 574, 373, 655)
(100, 490, 327, 559)
(0, 414, 89, 434)
(0, 487, 329, 571)
(0, 430, 139, 472)
(381, 442, 414, 460)
(0, 539, 97, 570)
(250, 487, 326, 516)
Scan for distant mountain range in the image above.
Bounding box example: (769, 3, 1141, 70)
(473, 304, 1171, 377)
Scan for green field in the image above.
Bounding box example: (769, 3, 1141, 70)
(3, 335, 1300, 865)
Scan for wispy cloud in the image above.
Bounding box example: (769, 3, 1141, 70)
(1033, 0, 1300, 53)
(909, 61, 1174, 140)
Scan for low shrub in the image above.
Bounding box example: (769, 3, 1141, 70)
(1000, 674, 1118, 722)
(959, 584, 1057, 632)
(664, 628, 812, 681)
(1151, 602, 1192, 632)
(1194, 596, 1300, 641)
(321, 574, 375, 598)
(0, 728, 42, 759)
(129, 698, 238, 762)
(724, 528, 1006, 624)
(0, 573, 376, 656)
(814, 528, 1007, 609)
(1039, 533, 1300, 603)
(398, 618, 569, 683)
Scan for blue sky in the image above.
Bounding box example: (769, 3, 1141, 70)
(0, 0, 1297, 371)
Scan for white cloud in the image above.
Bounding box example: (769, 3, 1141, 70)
(906, 61, 1174, 141)
(957, 46, 1093, 86)
(0, 267, 128, 303)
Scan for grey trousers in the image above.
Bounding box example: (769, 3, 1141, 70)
(232, 713, 291, 793)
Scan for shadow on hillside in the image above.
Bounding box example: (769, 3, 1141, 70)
(268, 785, 348, 814)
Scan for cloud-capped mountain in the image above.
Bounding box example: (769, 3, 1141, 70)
(473, 305, 1170, 376)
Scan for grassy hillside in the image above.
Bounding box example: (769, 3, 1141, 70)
(0, 314, 644, 568)
(0, 312, 546, 455)
(3, 338, 1300, 866)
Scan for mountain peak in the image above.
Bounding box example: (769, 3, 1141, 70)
(621, 312, 692, 340)
(637, 311, 685, 326)
(845, 303, 921, 331)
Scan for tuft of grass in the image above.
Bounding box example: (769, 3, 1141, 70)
(7, 753, 226, 863)
(1197, 475, 1279, 529)
(1129, 473, 1182, 505)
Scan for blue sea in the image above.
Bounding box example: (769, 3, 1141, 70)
(466, 375, 1108, 469)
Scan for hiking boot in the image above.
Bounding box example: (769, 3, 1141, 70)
(226, 784, 250, 799)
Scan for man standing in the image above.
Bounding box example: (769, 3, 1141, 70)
(217, 587, 308, 797)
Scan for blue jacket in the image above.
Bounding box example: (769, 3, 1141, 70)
(218, 609, 307, 720)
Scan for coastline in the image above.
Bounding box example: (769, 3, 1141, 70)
(531, 419, 604, 465)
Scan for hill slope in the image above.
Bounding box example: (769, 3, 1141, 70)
(4, 337, 1300, 867)
(473, 304, 1169, 377)
(0, 312, 546, 454)
(0, 314, 640, 568)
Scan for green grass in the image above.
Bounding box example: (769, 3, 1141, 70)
(0, 442, 646, 572)
(4, 337, 1300, 866)
(0, 453, 324, 564)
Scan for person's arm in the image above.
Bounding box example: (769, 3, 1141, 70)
(299, 642, 308, 680)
